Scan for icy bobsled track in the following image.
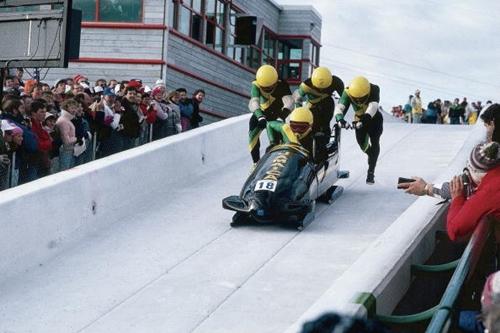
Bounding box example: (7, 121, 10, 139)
(0, 115, 476, 332)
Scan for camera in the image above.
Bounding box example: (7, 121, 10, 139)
(461, 169, 473, 197)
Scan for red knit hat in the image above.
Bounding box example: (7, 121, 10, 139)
(128, 80, 142, 89)
(152, 86, 163, 97)
(73, 74, 87, 83)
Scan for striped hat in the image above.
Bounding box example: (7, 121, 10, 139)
(468, 142, 500, 173)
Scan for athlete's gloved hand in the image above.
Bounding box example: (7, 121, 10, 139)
(257, 116, 267, 129)
(335, 114, 347, 128)
(281, 108, 291, 117)
(356, 113, 372, 129)
(337, 118, 348, 128)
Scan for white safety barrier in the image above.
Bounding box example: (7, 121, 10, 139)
(286, 124, 487, 332)
(0, 115, 250, 282)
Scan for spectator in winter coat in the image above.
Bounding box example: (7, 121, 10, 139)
(1, 98, 39, 184)
(460, 97, 468, 124)
(411, 89, 423, 123)
(1, 123, 24, 187)
(151, 86, 169, 140)
(403, 95, 413, 123)
(56, 99, 79, 170)
(91, 87, 122, 158)
(447, 141, 500, 241)
(441, 100, 451, 124)
(119, 87, 142, 150)
(140, 93, 156, 126)
(71, 99, 92, 165)
(425, 101, 438, 124)
(29, 100, 52, 177)
(176, 88, 194, 131)
(166, 90, 182, 136)
(0, 120, 14, 189)
(467, 102, 478, 125)
(190, 89, 205, 129)
(449, 98, 462, 124)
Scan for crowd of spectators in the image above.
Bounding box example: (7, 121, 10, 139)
(0, 68, 207, 191)
(391, 89, 492, 125)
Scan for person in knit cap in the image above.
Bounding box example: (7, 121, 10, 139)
(479, 271, 500, 333)
(150, 85, 169, 140)
(447, 141, 500, 241)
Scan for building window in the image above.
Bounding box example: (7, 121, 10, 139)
(262, 28, 277, 66)
(175, 0, 203, 42)
(226, 6, 245, 63)
(245, 45, 261, 69)
(309, 42, 320, 76)
(205, 0, 225, 52)
(279, 61, 301, 82)
(73, 0, 143, 22)
(278, 39, 303, 61)
(278, 39, 304, 84)
(172, 0, 227, 49)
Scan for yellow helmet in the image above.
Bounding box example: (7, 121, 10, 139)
(290, 107, 313, 138)
(256, 65, 278, 88)
(311, 67, 332, 89)
(348, 76, 370, 98)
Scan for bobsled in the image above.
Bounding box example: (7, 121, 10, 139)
(222, 126, 349, 230)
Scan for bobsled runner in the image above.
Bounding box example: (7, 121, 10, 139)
(222, 126, 349, 230)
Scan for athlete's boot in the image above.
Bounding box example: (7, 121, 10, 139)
(366, 171, 375, 185)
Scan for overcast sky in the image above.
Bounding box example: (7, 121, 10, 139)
(278, 0, 500, 108)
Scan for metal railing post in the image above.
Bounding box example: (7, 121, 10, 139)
(9, 152, 16, 188)
(149, 123, 153, 143)
(92, 131, 97, 161)
(6, 158, 12, 189)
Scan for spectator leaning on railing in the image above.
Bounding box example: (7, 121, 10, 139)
(190, 89, 205, 129)
(166, 90, 182, 135)
(119, 86, 142, 150)
(29, 100, 52, 177)
(56, 99, 79, 171)
(446, 141, 500, 241)
(177, 88, 194, 132)
(150, 86, 169, 140)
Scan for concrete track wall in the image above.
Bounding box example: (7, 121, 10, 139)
(0, 115, 250, 282)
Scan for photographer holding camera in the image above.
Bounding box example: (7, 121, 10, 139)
(446, 141, 500, 241)
(399, 103, 500, 200)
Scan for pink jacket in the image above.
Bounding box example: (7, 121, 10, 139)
(55, 110, 77, 147)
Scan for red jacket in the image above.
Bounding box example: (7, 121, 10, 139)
(140, 103, 157, 124)
(447, 165, 500, 241)
(30, 119, 53, 152)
